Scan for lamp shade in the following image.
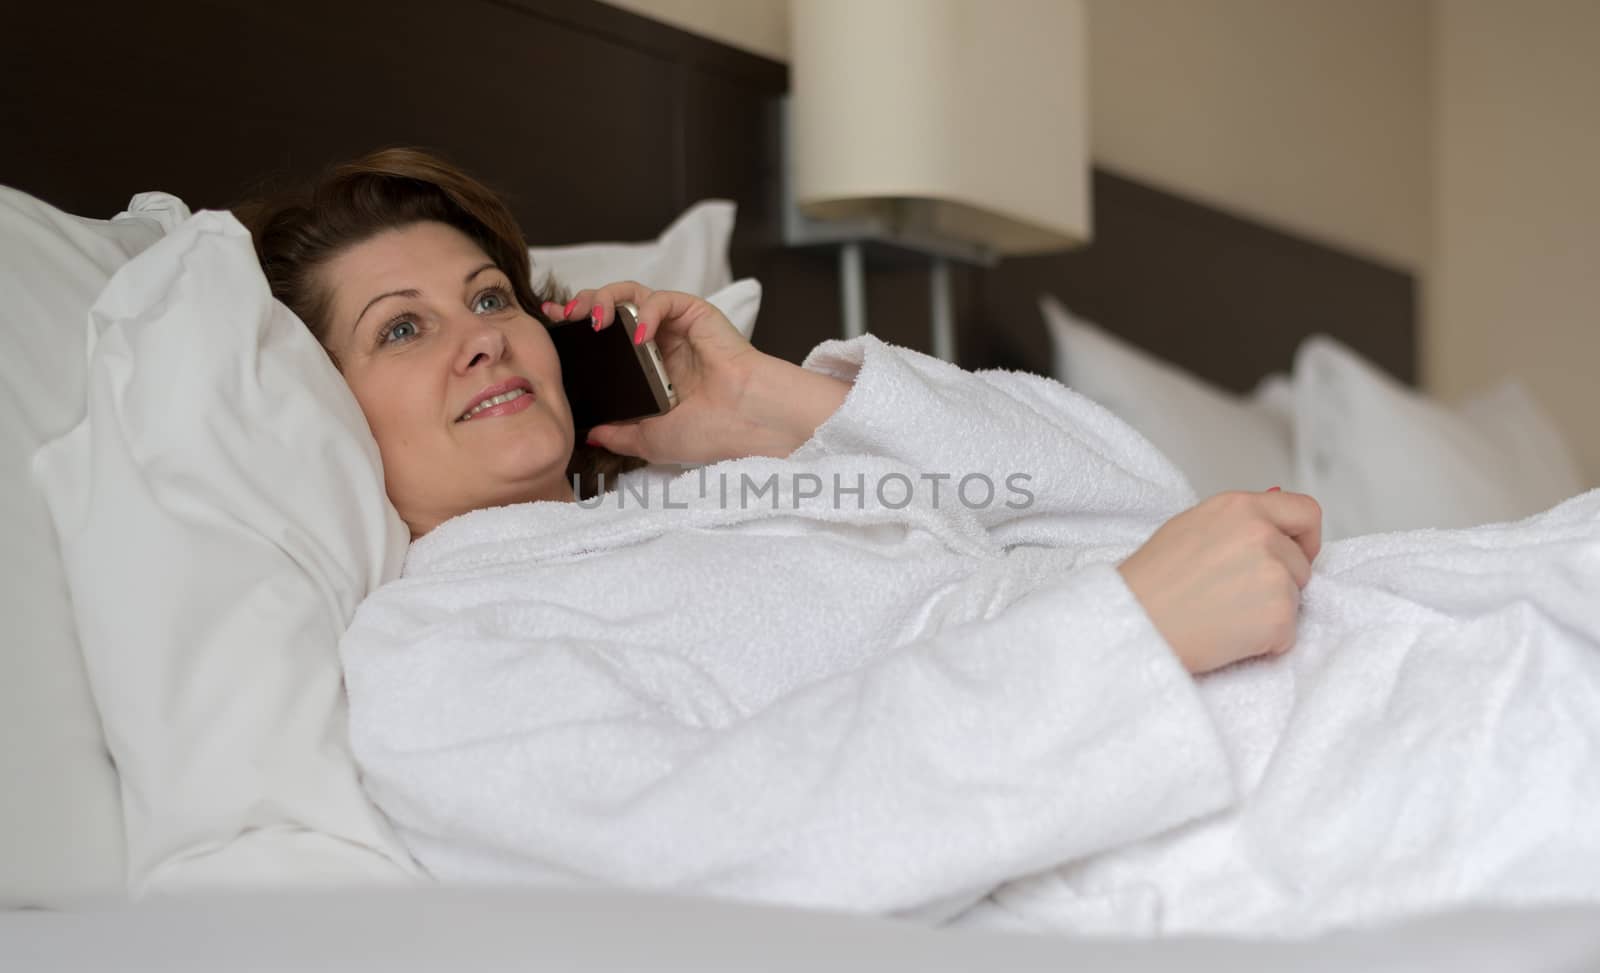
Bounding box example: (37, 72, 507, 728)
(789, 0, 1091, 256)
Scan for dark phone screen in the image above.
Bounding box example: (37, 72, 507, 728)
(548, 317, 667, 431)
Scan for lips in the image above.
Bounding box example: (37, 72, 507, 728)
(457, 377, 535, 422)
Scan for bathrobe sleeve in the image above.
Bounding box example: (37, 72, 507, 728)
(787, 334, 1202, 551)
(341, 561, 1238, 918)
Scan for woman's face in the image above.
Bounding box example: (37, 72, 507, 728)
(322, 221, 574, 536)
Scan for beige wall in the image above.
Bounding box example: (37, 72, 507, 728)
(1432, 0, 1600, 482)
(1086, 0, 1433, 271)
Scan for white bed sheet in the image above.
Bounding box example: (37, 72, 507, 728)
(7, 889, 1600, 972)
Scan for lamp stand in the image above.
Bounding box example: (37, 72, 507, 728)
(832, 248, 956, 361)
(779, 96, 994, 362)
(928, 256, 955, 363)
(839, 242, 867, 341)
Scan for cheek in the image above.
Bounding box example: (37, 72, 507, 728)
(514, 323, 557, 365)
(348, 367, 434, 452)
(514, 329, 567, 393)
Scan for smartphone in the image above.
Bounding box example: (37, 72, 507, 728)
(548, 302, 677, 431)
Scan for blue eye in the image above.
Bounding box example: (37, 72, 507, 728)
(474, 288, 510, 313)
(379, 318, 419, 345)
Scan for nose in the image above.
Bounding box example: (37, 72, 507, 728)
(453, 313, 510, 374)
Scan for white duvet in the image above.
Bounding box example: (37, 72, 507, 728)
(340, 333, 1600, 938)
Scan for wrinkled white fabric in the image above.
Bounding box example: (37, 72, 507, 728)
(962, 484, 1600, 938)
(34, 211, 419, 897)
(342, 333, 1600, 937)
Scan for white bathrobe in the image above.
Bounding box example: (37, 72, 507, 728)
(341, 334, 1600, 938)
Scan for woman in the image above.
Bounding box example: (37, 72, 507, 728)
(243, 147, 1310, 670)
(242, 149, 1600, 937)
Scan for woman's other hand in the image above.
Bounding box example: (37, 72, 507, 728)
(1117, 490, 1322, 675)
(546, 281, 849, 466)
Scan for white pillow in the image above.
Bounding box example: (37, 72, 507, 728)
(1250, 371, 1295, 430)
(0, 186, 187, 906)
(1457, 377, 1587, 504)
(32, 210, 422, 895)
(1040, 294, 1296, 499)
(705, 276, 761, 341)
(6, 183, 748, 900)
(1293, 335, 1587, 541)
(530, 199, 735, 302)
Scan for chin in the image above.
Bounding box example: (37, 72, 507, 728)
(487, 444, 571, 488)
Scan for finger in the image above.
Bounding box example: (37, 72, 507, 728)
(588, 293, 611, 332)
(1270, 588, 1302, 656)
(1277, 572, 1304, 654)
(632, 290, 706, 346)
(560, 290, 597, 323)
(1258, 491, 1323, 565)
(586, 421, 648, 460)
(589, 281, 655, 332)
(1266, 529, 1314, 589)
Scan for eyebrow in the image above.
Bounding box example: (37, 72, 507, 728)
(349, 262, 500, 341)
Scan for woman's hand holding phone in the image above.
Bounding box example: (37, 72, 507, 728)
(543, 281, 770, 466)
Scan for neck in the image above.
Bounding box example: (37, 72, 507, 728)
(406, 473, 579, 540)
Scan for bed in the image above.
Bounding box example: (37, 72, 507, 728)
(3, 0, 1597, 967)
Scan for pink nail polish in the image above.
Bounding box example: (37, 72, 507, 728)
(1267, 486, 1282, 493)
(591, 306, 603, 326)
(563, 299, 579, 318)
(633, 322, 645, 345)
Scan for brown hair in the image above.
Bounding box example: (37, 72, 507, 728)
(234, 146, 644, 500)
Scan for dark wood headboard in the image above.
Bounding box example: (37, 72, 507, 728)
(2, 0, 1415, 391)
(973, 170, 1417, 392)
